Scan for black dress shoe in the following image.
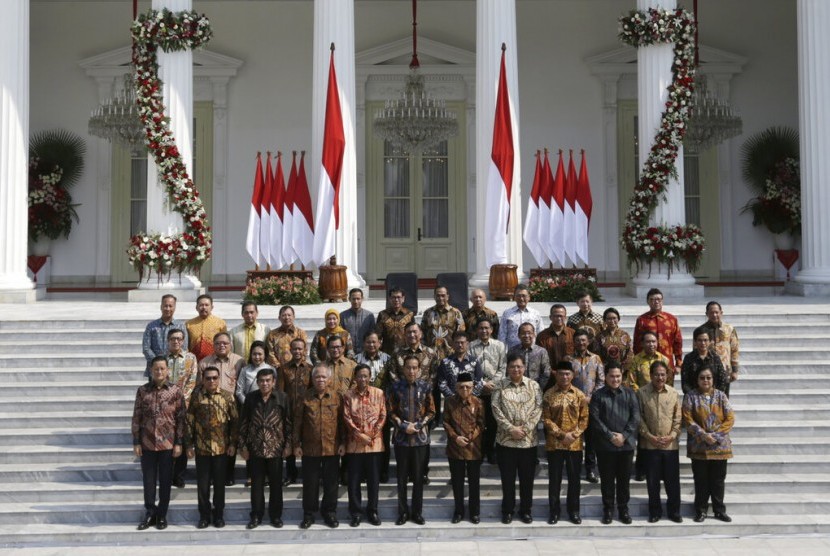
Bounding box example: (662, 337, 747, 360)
(197, 519, 209, 529)
(519, 512, 533, 524)
(501, 513, 513, 524)
(586, 472, 599, 484)
(634, 473, 646, 482)
(412, 514, 425, 525)
(471, 515, 480, 524)
(173, 477, 185, 489)
(271, 518, 283, 528)
(213, 518, 225, 528)
(569, 514, 582, 525)
(225, 479, 235, 487)
(547, 514, 559, 525)
(694, 512, 705, 523)
(451, 513, 463, 524)
(396, 513, 408, 526)
(368, 512, 381, 526)
(299, 515, 314, 529)
(137, 515, 156, 531)
(619, 510, 632, 524)
(601, 511, 612, 525)
(669, 514, 683, 523)
(350, 515, 361, 527)
(247, 517, 261, 529)
(713, 512, 732, 523)
(423, 475, 431, 485)
(324, 515, 339, 529)
(648, 515, 660, 523)
(281, 477, 292, 487)
(155, 517, 168, 530)
(486, 453, 497, 465)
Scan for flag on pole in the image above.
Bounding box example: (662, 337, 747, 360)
(293, 151, 315, 265)
(564, 150, 578, 264)
(268, 152, 286, 269)
(484, 45, 515, 269)
(575, 150, 593, 265)
(537, 149, 554, 266)
(523, 150, 547, 267)
(245, 153, 264, 266)
(312, 46, 346, 267)
(282, 152, 298, 266)
(259, 152, 274, 267)
(550, 151, 566, 267)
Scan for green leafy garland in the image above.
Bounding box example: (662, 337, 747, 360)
(619, 8, 705, 276)
(127, 8, 213, 282)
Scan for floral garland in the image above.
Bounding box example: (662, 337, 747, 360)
(28, 160, 79, 242)
(127, 8, 213, 282)
(619, 8, 705, 276)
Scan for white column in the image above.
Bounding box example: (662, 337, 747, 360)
(133, 0, 201, 295)
(790, 0, 830, 295)
(312, 0, 365, 290)
(470, 0, 524, 288)
(0, 0, 39, 303)
(628, 0, 700, 297)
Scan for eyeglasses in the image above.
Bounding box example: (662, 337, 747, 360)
(169, 337, 184, 342)
(214, 341, 230, 346)
(698, 376, 713, 381)
(203, 376, 219, 381)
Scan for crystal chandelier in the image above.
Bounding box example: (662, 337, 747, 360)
(372, 0, 458, 154)
(88, 73, 145, 150)
(684, 0, 742, 153)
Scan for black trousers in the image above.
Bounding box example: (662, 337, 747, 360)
(583, 432, 597, 475)
(596, 450, 634, 512)
(140, 449, 173, 518)
(380, 421, 393, 478)
(547, 450, 581, 516)
(641, 448, 681, 518)
(302, 455, 340, 517)
(691, 459, 727, 514)
(482, 396, 497, 460)
(448, 458, 481, 516)
(226, 453, 237, 483)
(250, 456, 283, 520)
(195, 454, 228, 520)
(173, 449, 188, 482)
(496, 444, 537, 515)
(347, 452, 381, 516)
(394, 445, 427, 516)
(285, 455, 298, 482)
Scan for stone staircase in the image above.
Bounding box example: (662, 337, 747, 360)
(1, 301, 830, 547)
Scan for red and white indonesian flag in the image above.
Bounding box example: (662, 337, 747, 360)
(312, 50, 346, 267)
(484, 48, 516, 269)
(550, 151, 566, 267)
(537, 150, 554, 265)
(523, 151, 548, 267)
(293, 152, 315, 266)
(564, 151, 578, 264)
(282, 152, 298, 266)
(269, 153, 286, 269)
(245, 153, 265, 266)
(575, 150, 593, 265)
(259, 152, 274, 267)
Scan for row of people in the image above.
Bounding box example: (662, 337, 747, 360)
(132, 351, 734, 530)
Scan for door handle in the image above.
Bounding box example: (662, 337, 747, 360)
(417, 227, 422, 241)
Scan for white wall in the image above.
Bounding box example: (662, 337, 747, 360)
(29, 0, 798, 283)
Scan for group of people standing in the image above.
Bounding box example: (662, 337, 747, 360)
(132, 285, 737, 530)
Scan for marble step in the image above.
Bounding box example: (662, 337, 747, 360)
(0, 396, 138, 413)
(0, 411, 132, 429)
(0, 382, 144, 398)
(0, 367, 142, 382)
(0, 354, 146, 369)
(728, 374, 830, 390)
(727, 389, 830, 404)
(739, 362, 830, 375)
(0, 491, 827, 526)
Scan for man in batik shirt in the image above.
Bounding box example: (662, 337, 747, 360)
(142, 294, 188, 377)
(375, 288, 414, 355)
(186, 365, 239, 529)
(567, 291, 604, 345)
(625, 331, 670, 390)
(421, 285, 465, 361)
(498, 284, 542, 350)
(443, 372, 484, 524)
(277, 338, 311, 485)
(165, 328, 197, 488)
(633, 288, 682, 377)
(536, 304, 575, 369)
(132, 356, 185, 531)
(186, 294, 227, 362)
(462, 288, 500, 337)
(469, 319, 506, 464)
(699, 300, 740, 396)
(230, 301, 271, 359)
(507, 322, 551, 390)
(353, 332, 390, 388)
(266, 305, 309, 368)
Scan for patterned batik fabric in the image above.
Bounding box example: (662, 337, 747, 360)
(375, 308, 414, 355)
(388, 379, 435, 447)
(542, 385, 588, 452)
(187, 388, 239, 456)
(265, 326, 309, 369)
(633, 311, 683, 368)
(682, 389, 735, 460)
(443, 394, 484, 460)
(239, 390, 293, 459)
(186, 315, 228, 362)
(421, 305, 466, 360)
(491, 377, 543, 449)
(342, 386, 387, 454)
(132, 381, 186, 451)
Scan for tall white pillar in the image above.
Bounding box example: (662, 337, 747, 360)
(789, 0, 830, 295)
(0, 0, 40, 303)
(312, 0, 365, 290)
(132, 0, 202, 298)
(628, 0, 701, 298)
(470, 0, 524, 288)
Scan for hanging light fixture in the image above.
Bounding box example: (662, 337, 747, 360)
(684, 0, 742, 153)
(88, 0, 145, 150)
(372, 0, 458, 154)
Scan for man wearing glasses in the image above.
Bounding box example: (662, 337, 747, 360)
(165, 329, 198, 488)
(633, 288, 683, 384)
(536, 304, 575, 370)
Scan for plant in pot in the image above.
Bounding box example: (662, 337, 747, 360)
(740, 126, 800, 248)
(28, 129, 86, 254)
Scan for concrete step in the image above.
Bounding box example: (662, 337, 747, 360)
(0, 368, 142, 382)
(727, 389, 830, 405)
(726, 404, 830, 420)
(0, 411, 132, 429)
(739, 348, 830, 362)
(0, 354, 145, 369)
(730, 375, 830, 390)
(0, 428, 130, 446)
(0, 396, 133, 413)
(739, 362, 830, 375)
(0, 382, 143, 398)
